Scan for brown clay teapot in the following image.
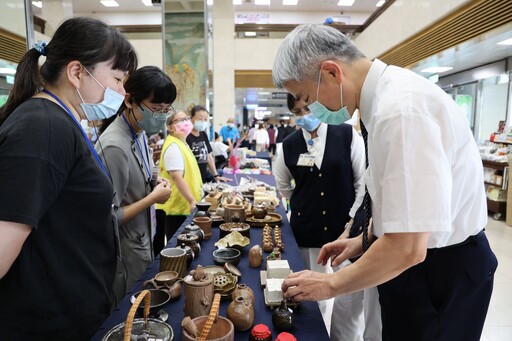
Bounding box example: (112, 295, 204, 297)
(251, 203, 268, 219)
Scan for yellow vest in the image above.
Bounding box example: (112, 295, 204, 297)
(156, 135, 203, 215)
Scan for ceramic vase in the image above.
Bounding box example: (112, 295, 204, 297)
(227, 296, 254, 332)
(272, 300, 295, 332)
(231, 284, 255, 305)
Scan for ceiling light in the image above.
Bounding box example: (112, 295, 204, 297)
(32, 1, 42, 8)
(497, 38, 512, 46)
(420, 66, 453, 73)
(283, 0, 298, 5)
(255, 0, 271, 5)
(141, 0, 153, 6)
(233, 0, 242, 5)
(0, 68, 16, 75)
(337, 0, 355, 6)
(100, 0, 119, 7)
(245, 32, 257, 37)
(376, 0, 385, 7)
(207, 0, 213, 5)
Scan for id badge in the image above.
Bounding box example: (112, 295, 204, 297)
(150, 204, 157, 241)
(297, 153, 315, 167)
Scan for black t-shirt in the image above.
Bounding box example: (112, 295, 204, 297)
(0, 98, 116, 340)
(186, 131, 213, 183)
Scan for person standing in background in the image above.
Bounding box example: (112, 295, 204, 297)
(187, 105, 230, 183)
(0, 17, 137, 339)
(274, 23, 497, 341)
(219, 117, 240, 147)
(267, 123, 277, 157)
(156, 111, 203, 250)
(248, 123, 256, 151)
(254, 123, 270, 152)
(96, 66, 174, 302)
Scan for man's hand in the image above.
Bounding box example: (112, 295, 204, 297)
(281, 270, 334, 302)
(317, 236, 363, 267)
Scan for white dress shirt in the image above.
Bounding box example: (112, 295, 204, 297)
(274, 122, 365, 219)
(360, 59, 487, 248)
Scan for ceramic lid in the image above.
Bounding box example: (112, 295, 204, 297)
(224, 262, 241, 277)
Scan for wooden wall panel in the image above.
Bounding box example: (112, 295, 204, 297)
(378, 0, 512, 68)
(0, 28, 26, 64)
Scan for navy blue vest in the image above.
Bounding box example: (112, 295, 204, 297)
(283, 124, 363, 247)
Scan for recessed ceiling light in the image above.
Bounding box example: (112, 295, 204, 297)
(32, 1, 42, 8)
(207, 0, 213, 5)
(497, 38, 512, 45)
(255, 0, 271, 5)
(141, 0, 152, 6)
(337, 0, 355, 6)
(100, 0, 119, 7)
(245, 32, 257, 37)
(376, 0, 385, 7)
(420, 66, 453, 73)
(233, 0, 243, 5)
(0, 68, 16, 75)
(283, 0, 298, 5)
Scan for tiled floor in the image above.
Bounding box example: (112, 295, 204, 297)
(321, 215, 512, 340)
(481, 216, 512, 341)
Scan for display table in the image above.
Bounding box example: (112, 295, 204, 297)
(246, 151, 273, 168)
(92, 174, 329, 340)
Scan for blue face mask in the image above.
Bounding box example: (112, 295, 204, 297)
(194, 120, 209, 132)
(295, 113, 321, 132)
(77, 68, 124, 121)
(308, 69, 351, 125)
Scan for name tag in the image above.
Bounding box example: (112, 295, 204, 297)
(297, 154, 315, 167)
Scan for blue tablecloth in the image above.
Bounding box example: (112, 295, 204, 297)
(92, 174, 329, 341)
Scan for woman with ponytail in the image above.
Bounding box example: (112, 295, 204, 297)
(0, 17, 137, 340)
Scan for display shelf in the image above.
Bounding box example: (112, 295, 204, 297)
(483, 159, 508, 219)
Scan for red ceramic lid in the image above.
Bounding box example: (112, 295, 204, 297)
(251, 324, 271, 336)
(276, 332, 297, 341)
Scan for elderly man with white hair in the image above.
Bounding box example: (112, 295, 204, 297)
(273, 24, 497, 341)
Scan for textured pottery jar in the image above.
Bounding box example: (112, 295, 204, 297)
(227, 296, 254, 332)
(248, 245, 263, 268)
(193, 216, 212, 240)
(251, 203, 268, 219)
(183, 273, 214, 319)
(178, 243, 195, 268)
(183, 222, 204, 244)
(177, 233, 201, 257)
(272, 300, 295, 332)
(231, 284, 255, 306)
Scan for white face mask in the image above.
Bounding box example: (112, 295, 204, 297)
(77, 68, 124, 121)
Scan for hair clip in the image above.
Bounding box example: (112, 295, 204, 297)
(34, 41, 47, 56)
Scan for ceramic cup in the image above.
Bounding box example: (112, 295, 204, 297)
(159, 248, 187, 277)
(193, 216, 212, 240)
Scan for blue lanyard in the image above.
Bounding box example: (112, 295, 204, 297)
(42, 89, 110, 178)
(121, 112, 152, 181)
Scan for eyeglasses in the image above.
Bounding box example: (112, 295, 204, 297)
(171, 116, 191, 125)
(140, 103, 175, 118)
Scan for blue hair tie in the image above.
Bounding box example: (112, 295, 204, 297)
(34, 41, 47, 56)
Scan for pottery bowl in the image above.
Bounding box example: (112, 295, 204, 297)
(131, 289, 170, 315)
(219, 222, 250, 238)
(212, 248, 241, 266)
(154, 271, 179, 286)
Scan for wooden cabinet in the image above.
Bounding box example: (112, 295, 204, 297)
(482, 159, 508, 219)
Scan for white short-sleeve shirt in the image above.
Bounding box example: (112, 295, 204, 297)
(359, 59, 487, 248)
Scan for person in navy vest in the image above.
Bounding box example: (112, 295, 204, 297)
(274, 93, 380, 341)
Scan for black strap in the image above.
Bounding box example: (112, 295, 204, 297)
(360, 120, 371, 252)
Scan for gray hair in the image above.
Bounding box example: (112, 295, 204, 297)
(166, 110, 186, 126)
(272, 24, 366, 88)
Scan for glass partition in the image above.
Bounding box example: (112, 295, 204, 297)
(476, 74, 509, 143)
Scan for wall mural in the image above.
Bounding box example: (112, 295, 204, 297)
(164, 12, 206, 113)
